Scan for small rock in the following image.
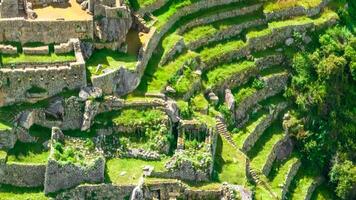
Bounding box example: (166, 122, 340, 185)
(120, 171, 127, 176)
(209, 92, 219, 105)
(81, 0, 88, 10)
(79, 86, 103, 101)
(285, 38, 294, 46)
(165, 86, 176, 93)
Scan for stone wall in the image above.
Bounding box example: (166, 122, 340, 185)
(23, 46, 49, 55)
(0, 63, 86, 106)
(0, 44, 17, 54)
(0, 0, 19, 18)
(234, 72, 289, 123)
(264, 0, 331, 21)
(137, 0, 167, 16)
(28, 0, 68, 6)
(0, 39, 87, 106)
(305, 177, 325, 200)
(261, 135, 288, 176)
(281, 159, 301, 199)
(0, 128, 16, 150)
(55, 183, 134, 200)
(187, 18, 266, 50)
(133, 0, 243, 95)
(44, 157, 106, 194)
(0, 18, 93, 44)
(178, 3, 263, 34)
(0, 162, 46, 187)
(241, 102, 288, 153)
(210, 54, 284, 96)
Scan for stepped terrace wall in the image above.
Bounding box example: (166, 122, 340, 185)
(0, 39, 87, 106)
(281, 160, 301, 199)
(132, 0, 242, 95)
(234, 73, 289, 123)
(241, 102, 288, 153)
(0, 62, 86, 106)
(264, 0, 331, 21)
(0, 162, 46, 187)
(0, 18, 93, 44)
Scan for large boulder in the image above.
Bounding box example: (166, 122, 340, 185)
(94, 6, 132, 44)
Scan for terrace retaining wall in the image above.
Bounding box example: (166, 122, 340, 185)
(44, 157, 105, 194)
(264, 0, 331, 21)
(0, 18, 93, 44)
(281, 159, 301, 199)
(261, 135, 288, 176)
(0, 162, 46, 187)
(234, 72, 288, 123)
(241, 102, 288, 153)
(178, 3, 263, 34)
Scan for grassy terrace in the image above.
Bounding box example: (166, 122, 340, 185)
(182, 13, 262, 44)
(247, 9, 338, 39)
(105, 157, 168, 185)
(204, 60, 255, 89)
(214, 136, 248, 186)
(288, 166, 320, 200)
(199, 39, 246, 63)
(86, 49, 138, 76)
(0, 185, 47, 200)
(96, 109, 167, 127)
(247, 122, 285, 172)
(264, 0, 323, 13)
(268, 155, 300, 196)
(1, 52, 75, 66)
(311, 183, 338, 200)
(233, 109, 269, 148)
(128, 0, 166, 11)
(145, 50, 198, 92)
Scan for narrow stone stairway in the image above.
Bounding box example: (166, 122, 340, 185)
(216, 117, 236, 148)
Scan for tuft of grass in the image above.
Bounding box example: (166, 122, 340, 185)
(264, 0, 323, 13)
(105, 157, 168, 185)
(86, 49, 138, 76)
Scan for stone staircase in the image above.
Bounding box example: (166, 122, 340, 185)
(215, 117, 236, 148)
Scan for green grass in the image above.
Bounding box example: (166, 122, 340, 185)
(183, 14, 261, 44)
(86, 49, 138, 76)
(234, 86, 257, 105)
(205, 61, 255, 89)
(247, 9, 338, 39)
(1, 52, 75, 65)
(264, 0, 323, 13)
(268, 155, 300, 196)
(199, 39, 246, 63)
(288, 166, 320, 200)
(6, 141, 50, 164)
(0, 185, 47, 200)
(105, 157, 168, 185)
(128, 0, 167, 11)
(0, 150, 7, 160)
(255, 185, 275, 200)
(233, 110, 268, 148)
(6, 125, 51, 164)
(146, 50, 198, 92)
(191, 93, 209, 112)
(0, 121, 12, 131)
(311, 183, 338, 200)
(248, 122, 284, 172)
(153, 0, 202, 30)
(213, 135, 248, 186)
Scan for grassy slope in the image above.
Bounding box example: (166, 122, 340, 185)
(214, 135, 248, 186)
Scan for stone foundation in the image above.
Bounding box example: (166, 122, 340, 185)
(0, 162, 46, 187)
